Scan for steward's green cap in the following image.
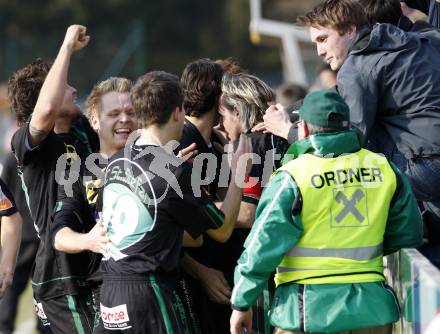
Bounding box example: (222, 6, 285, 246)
(299, 89, 349, 129)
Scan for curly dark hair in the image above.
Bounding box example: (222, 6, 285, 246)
(180, 58, 224, 118)
(7, 58, 52, 125)
(131, 71, 182, 128)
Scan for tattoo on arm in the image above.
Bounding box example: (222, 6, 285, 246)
(29, 125, 49, 142)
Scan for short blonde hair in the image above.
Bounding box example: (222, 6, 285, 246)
(221, 72, 275, 133)
(86, 77, 133, 118)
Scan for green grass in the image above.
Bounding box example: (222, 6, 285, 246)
(14, 282, 38, 334)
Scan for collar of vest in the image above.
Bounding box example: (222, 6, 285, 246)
(282, 129, 362, 164)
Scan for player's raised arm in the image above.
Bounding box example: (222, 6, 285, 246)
(29, 25, 90, 145)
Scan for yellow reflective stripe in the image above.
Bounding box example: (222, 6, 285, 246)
(275, 149, 393, 286)
(279, 255, 383, 268)
(286, 243, 383, 261)
(276, 266, 383, 273)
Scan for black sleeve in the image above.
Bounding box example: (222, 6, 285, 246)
(11, 123, 55, 167)
(0, 178, 17, 217)
(51, 175, 89, 245)
(167, 165, 225, 238)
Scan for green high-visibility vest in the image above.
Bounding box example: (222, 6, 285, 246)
(275, 148, 397, 286)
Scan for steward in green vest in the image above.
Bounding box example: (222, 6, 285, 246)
(230, 89, 423, 334)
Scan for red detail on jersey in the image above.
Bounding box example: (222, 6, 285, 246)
(243, 176, 261, 200)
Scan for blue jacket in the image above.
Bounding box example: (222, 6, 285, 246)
(337, 23, 440, 159)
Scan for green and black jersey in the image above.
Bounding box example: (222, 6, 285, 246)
(101, 144, 224, 276)
(1, 152, 38, 242)
(52, 155, 106, 286)
(11, 116, 99, 300)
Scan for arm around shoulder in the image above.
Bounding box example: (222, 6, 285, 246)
(54, 223, 109, 256)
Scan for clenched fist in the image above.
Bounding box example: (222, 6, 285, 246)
(62, 25, 90, 53)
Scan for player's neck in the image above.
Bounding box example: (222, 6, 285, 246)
(186, 109, 217, 144)
(99, 141, 117, 159)
(136, 126, 177, 147)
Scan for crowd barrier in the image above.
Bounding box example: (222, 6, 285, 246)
(386, 249, 440, 333)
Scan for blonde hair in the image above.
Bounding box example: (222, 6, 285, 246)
(86, 77, 133, 118)
(221, 72, 275, 133)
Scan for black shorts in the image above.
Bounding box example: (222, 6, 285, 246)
(34, 292, 96, 334)
(97, 274, 193, 334)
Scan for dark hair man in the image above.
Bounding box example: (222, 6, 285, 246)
(178, 58, 231, 333)
(98, 71, 248, 333)
(230, 89, 423, 334)
(9, 25, 99, 333)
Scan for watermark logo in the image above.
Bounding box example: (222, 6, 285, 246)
(54, 138, 390, 204)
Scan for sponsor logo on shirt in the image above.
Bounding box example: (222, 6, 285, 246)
(102, 158, 156, 259)
(33, 299, 50, 327)
(85, 178, 103, 205)
(100, 303, 131, 330)
(64, 144, 78, 166)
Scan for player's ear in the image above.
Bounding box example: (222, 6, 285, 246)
(346, 24, 357, 39)
(90, 112, 100, 132)
(172, 106, 182, 122)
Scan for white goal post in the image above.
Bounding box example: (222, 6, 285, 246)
(249, 0, 316, 86)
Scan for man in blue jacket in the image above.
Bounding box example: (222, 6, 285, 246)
(297, 0, 440, 225)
